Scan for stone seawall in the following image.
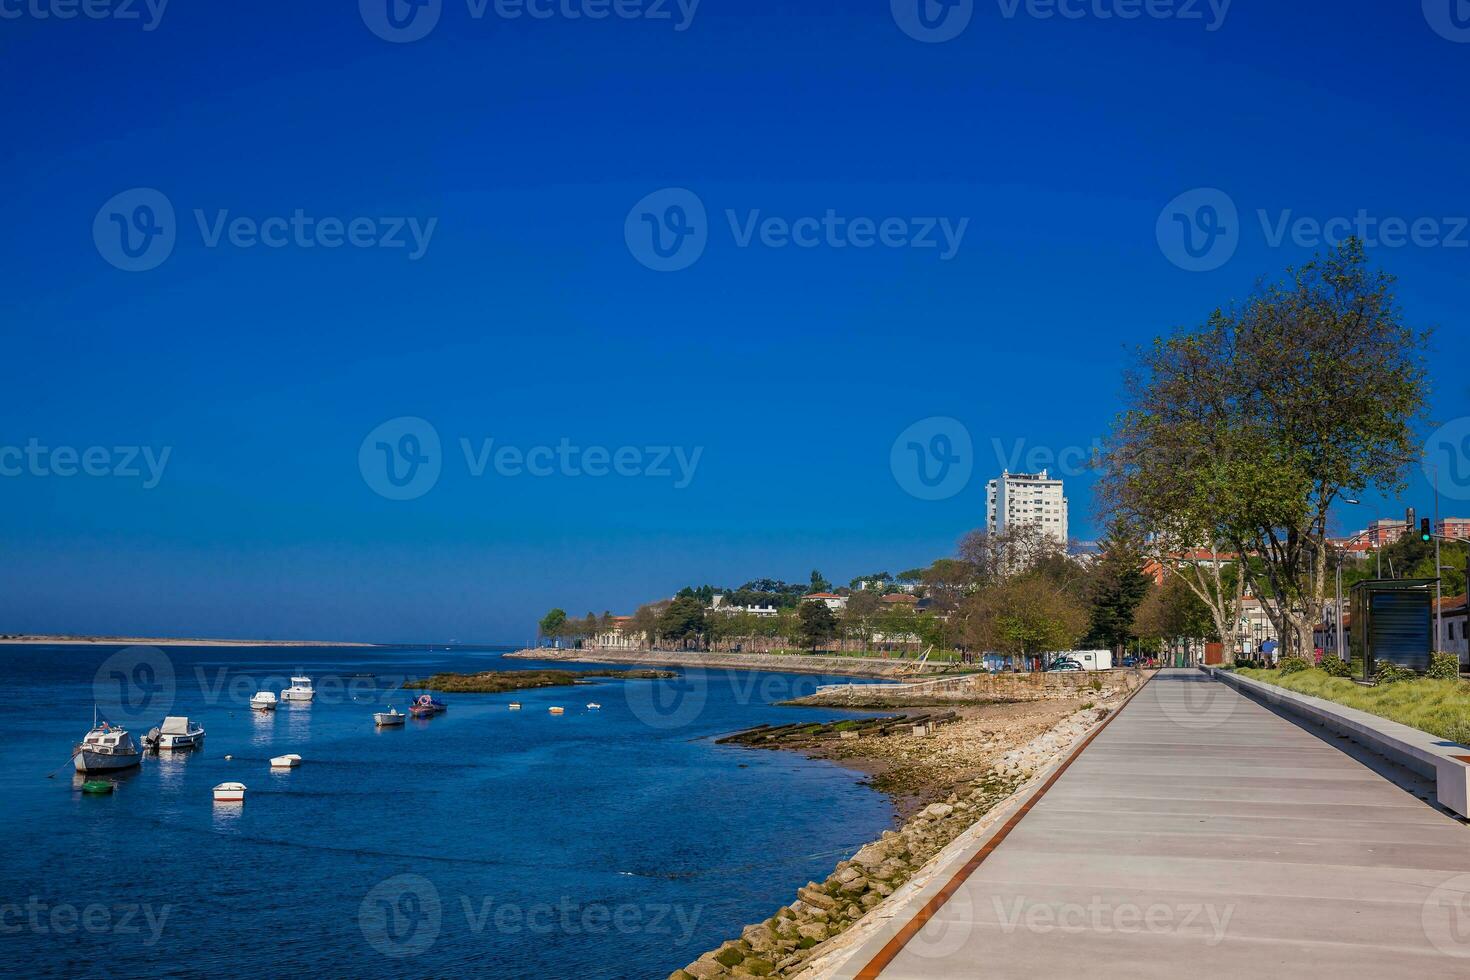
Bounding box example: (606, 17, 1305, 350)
(786, 668, 1146, 707)
(504, 647, 911, 678)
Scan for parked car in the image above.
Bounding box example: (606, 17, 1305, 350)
(1048, 660, 1083, 672)
(1121, 656, 1138, 668)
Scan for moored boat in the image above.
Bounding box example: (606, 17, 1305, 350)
(586, 703, 601, 710)
(250, 691, 278, 712)
(270, 754, 302, 769)
(80, 780, 115, 795)
(281, 676, 315, 703)
(548, 706, 565, 715)
(374, 707, 405, 727)
(213, 782, 247, 803)
(72, 712, 141, 774)
(410, 694, 439, 718)
(145, 716, 205, 750)
(507, 702, 521, 711)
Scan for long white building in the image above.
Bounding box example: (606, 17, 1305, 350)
(986, 469, 1069, 548)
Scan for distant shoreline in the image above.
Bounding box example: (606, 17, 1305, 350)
(0, 635, 384, 648)
(505, 646, 914, 678)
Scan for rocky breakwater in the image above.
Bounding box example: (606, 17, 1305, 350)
(669, 703, 1116, 980)
(505, 647, 911, 678)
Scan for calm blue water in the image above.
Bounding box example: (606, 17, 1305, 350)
(0, 645, 893, 978)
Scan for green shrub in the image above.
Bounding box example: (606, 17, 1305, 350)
(1278, 657, 1311, 676)
(1428, 652, 1462, 681)
(1319, 656, 1352, 678)
(1373, 661, 1417, 685)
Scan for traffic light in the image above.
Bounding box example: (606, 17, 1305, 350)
(1421, 518, 1432, 542)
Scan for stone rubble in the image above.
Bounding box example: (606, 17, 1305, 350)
(667, 703, 1113, 979)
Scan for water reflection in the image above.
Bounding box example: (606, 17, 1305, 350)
(249, 708, 275, 748)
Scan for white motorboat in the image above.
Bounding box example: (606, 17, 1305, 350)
(548, 706, 565, 715)
(213, 782, 247, 803)
(507, 702, 521, 711)
(146, 716, 205, 750)
(72, 712, 141, 774)
(281, 676, 315, 703)
(250, 691, 278, 712)
(586, 703, 601, 710)
(270, 753, 302, 769)
(374, 707, 405, 727)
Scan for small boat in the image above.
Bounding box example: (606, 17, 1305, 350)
(145, 716, 205, 751)
(586, 703, 601, 710)
(374, 707, 406, 727)
(250, 691, 278, 712)
(270, 754, 302, 769)
(213, 782, 247, 803)
(281, 676, 315, 703)
(80, 780, 115, 795)
(548, 706, 565, 715)
(410, 694, 440, 718)
(507, 702, 521, 711)
(72, 711, 141, 774)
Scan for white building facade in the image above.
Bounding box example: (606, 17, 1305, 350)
(986, 469, 1069, 548)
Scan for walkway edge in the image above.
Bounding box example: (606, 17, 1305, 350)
(818, 672, 1155, 980)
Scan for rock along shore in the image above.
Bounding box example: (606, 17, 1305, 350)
(505, 647, 914, 678)
(668, 691, 1132, 980)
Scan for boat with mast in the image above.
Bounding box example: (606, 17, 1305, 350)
(72, 708, 141, 774)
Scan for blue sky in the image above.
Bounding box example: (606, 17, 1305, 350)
(2, 0, 1468, 642)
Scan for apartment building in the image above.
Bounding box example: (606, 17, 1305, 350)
(986, 469, 1069, 548)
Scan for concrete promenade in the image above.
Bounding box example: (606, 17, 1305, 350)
(841, 668, 1470, 977)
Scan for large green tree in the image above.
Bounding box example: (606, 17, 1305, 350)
(1083, 521, 1152, 654)
(797, 601, 839, 651)
(1104, 240, 1430, 656)
(538, 608, 567, 644)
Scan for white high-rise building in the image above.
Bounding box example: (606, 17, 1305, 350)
(986, 469, 1069, 548)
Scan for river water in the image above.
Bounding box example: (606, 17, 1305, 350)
(0, 644, 892, 977)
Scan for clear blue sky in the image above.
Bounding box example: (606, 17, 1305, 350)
(3, 0, 1468, 642)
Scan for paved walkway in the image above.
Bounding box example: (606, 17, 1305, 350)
(847, 669, 1470, 977)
